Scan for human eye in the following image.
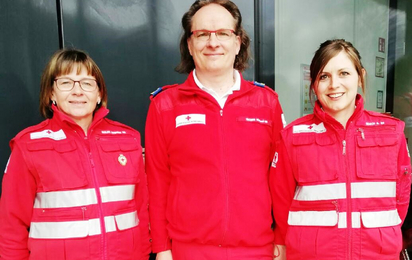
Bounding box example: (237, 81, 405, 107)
(340, 71, 350, 76)
(58, 78, 73, 85)
(195, 30, 210, 39)
(319, 74, 329, 80)
(81, 79, 93, 86)
(217, 30, 231, 37)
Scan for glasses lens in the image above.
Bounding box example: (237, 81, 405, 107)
(192, 30, 233, 41)
(193, 30, 211, 41)
(80, 79, 97, 91)
(215, 29, 233, 41)
(56, 78, 74, 91)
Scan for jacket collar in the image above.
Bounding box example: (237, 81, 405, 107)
(314, 94, 364, 129)
(51, 104, 109, 131)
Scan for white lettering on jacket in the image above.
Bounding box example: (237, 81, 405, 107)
(176, 114, 206, 128)
(245, 117, 268, 124)
(30, 129, 66, 140)
(101, 131, 127, 134)
(293, 122, 326, 134)
(365, 121, 386, 126)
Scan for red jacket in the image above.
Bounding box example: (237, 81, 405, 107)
(0, 106, 150, 260)
(271, 95, 411, 260)
(145, 72, 284, 252)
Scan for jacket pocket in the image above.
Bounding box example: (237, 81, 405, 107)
(359, 217, 402, 256)
(292, 133, 340, 183)
(96, 137, 141, 184)
(355, 132, 398, 179)
(398, 164, 412, 203)
(360, 209, 402, 228)
(27, 140, 88, 191)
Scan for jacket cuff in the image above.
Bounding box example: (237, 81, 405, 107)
(151, 238, 172, 253)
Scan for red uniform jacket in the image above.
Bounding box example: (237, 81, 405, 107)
(271, 95, 411, 260)
(145, 71, 284, 252)
(0, 106, 150, 260)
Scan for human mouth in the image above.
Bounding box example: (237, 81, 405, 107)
(69, 101, 86, 105)
(328, 93, 344, 98)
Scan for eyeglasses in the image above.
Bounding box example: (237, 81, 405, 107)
(191, 29, 236, 41)
(54, 78, 98, 92)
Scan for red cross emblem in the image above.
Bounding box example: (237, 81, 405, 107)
(186, 116, 191, 121)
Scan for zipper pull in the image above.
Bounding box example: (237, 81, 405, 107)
(332, 200, 339, 212)
(342, 140, 346, 155)
(358, 128, 365, 140)
(82, 207, 87, 219)
(220, 110, 223, 116)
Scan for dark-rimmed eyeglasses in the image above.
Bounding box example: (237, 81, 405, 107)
(191, 29, 236, 41)
(54, 78, 98, 92)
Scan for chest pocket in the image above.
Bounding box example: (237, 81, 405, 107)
(96, 137, 141, 184)
(355, 129, 398, 180)
(292, 133, 340, 183)
(27, 140, 88, 191)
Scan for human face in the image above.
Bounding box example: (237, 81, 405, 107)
(51, 64, 101, 127)
(187, 4, 241, 75)
(315, 51, 362, 120)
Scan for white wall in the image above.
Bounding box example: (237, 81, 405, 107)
(275, 0, 389, 124)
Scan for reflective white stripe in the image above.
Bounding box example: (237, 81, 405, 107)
(338, 212, 346, 228)
(290, 210, 400, 229)
(34, 185, 135, 208)
(100, 185, 135, 203)
(352, 212, 361, 228)
(34, 189, 97, 208)
(288, 211, 338, 226)
(292, 182, 396, 202)
(294, 183, 346, 201)
(351, 182, 396, 198)
(338, 212, 360, 228)
(361, 209, 401, 228)
(29, 211, 139, 239)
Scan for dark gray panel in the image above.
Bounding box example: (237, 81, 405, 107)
(61, 0, 255, 144)
(0, 0, 59, 192)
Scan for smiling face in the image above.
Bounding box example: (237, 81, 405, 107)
(315, 51, 362, 120)
(51, 64, 101, 128)
(187, 3, 241, 76)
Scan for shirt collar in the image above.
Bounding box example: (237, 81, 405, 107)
(193, 69, 241, 97)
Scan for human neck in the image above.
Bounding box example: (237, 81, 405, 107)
(195, 69, 236, 97)
(328, 107, 355, 129)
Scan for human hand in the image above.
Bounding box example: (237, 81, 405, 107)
(155, 250, 173, 260)
(274, 244, 286, 260)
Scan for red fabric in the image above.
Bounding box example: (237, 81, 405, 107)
(271, 95, 411, 259)
(0, 107, 151, 260)
(171, 240, 273, 260)
(145, 72, 284, 253)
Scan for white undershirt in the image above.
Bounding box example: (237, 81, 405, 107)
(193, 69, 241, 109)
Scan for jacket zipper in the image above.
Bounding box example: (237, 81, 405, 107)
(343, 129, 351, 260)
(219, 108, 229, 246)
(88, 152, 108, 260)
(82, 131, 107, 260)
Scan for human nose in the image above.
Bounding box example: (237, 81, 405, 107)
(207, 33, 220, 47)
(330, 75, 340, 88)
(72, 81, 83, 93)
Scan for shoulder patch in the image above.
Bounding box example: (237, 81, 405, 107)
(250, 81, 278, 97)
(150, 84, 179, 99)
(253, 81, 265, 87)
